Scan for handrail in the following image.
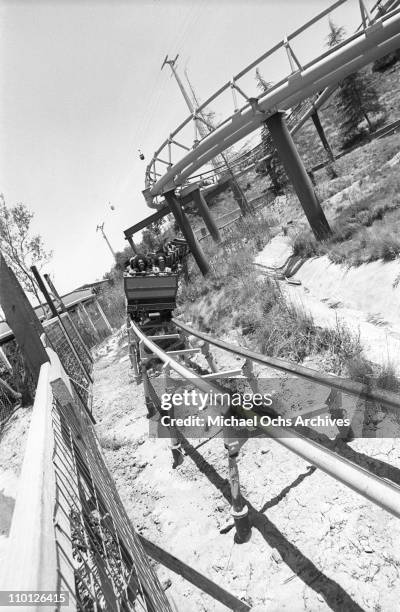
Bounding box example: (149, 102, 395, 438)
(144, 1, 400, 198)
(129, 320, 400, 518)
(173, 319, 400, 411)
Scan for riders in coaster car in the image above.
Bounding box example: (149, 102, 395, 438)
(154, 251, 172, 274)
(127, 254, 148, 276)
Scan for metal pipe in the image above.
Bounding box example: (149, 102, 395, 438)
(130, 320, 400, 519)
(252, 407, 400, 519)
(226, 447, 251, 543)
(173, 319, 400, 411)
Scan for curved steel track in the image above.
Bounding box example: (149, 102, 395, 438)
(144, 0, 400, 202)
(128, 317, 400, 519)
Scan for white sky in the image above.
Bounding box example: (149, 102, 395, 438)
(1, 0, 366, 295)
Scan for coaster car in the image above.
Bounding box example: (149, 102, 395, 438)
(124, 273, 178, 317)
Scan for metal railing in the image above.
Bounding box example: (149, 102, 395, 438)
(174, 319, 400, 411)
(43, 314, 93, 411)
(144, 0, 400, 201)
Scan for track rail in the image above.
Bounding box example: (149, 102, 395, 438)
(144, 0, 400, 201)
(173, 319, 400, 411)
(128, 319, 400, 519)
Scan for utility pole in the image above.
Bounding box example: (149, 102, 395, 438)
(162, 55, 251, 214)
(162, 55, 194, 115)
(186, 68, 253, 214)
(96, 222, 117, 261)
(184, 67, 225, 170)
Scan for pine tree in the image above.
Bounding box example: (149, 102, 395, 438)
(327, 20, 385, 148)
(255, 69, 288, 194)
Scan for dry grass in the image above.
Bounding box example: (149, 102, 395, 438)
(179, 243, 400, 390)
(178, 206, 400, 390)
(291, 163, 400, 266)
(97, 275, 127, 329)
(178, 220, 365, 376)
(375, 362, 400, 393)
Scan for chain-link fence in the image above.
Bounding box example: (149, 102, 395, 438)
(70, 307, 99, 350)
(0, 298, 113, 418)
(61, 313, 93, 377)
(43, 316, 92, 410)
(52, 383, 172, 611)
(84, 301, 111, 343)
(0, 340, 35, 430)
(0, 375, 19, 430)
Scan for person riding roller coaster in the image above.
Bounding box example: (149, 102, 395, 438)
(153, 251, 171, 274)
(127, 254, 148, 276)
(124, 238, 188, 277)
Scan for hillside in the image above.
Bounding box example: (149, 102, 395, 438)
(293, 59, 400, 169)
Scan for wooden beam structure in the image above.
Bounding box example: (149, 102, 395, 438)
(139, 535, 251, 612)
(124, 205, 170, 240)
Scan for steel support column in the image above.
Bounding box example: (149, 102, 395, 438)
(191, 189, 221, 243)
(310, 109, 337, 179)
(225, 445, 251, 543)
(266, 111, 332, 240)
(311, 109, 334, 161)
(164, 190, 210, 276)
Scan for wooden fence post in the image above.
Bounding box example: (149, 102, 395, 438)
(0, 251, 49, 380)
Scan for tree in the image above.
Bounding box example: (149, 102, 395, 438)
(0, 195, 52, 305)
(326, 19, 346, 47)
(255, 69, 288, 194)
(141, 218, 166, 252)
(327, 20, 385, 148)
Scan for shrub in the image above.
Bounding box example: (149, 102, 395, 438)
(370, 232, 400, 262)
(291, 231, 321, 258)
(376, 363, 400, 392)
(372, 50, 400, 72)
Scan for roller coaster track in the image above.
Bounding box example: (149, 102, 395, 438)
(144, 0, 400, 204)
(127, 317, 400, 525)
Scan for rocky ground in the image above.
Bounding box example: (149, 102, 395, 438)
(0, 405, 31, 565)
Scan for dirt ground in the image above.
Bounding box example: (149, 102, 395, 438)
(92, 330, 400, 612)
(0, 406, 32, 565)
(254, 234, 400, 375)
